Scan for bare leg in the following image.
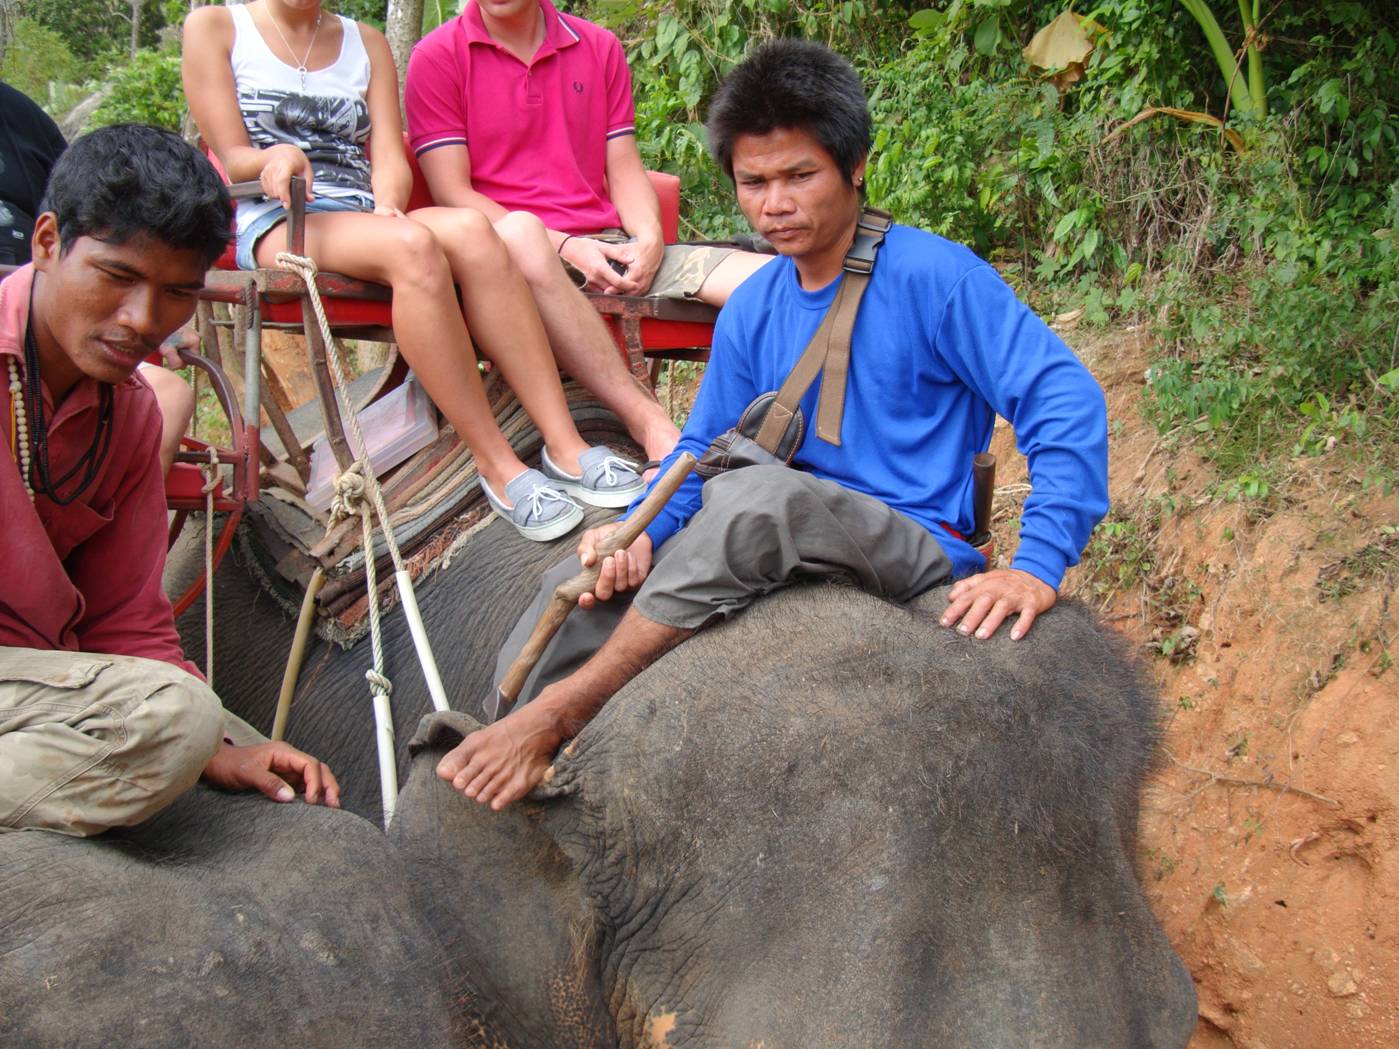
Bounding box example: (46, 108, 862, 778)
(139, 363, 194, 478)
(255, 211, 540, 496)
(694, 250, 775, 307)
(492, 211, 680, 462)
(408, 207, 591, 474)
(437, 607, 692, 809)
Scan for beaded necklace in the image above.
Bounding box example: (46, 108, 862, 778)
(6, 354, 32, 501)
(11, 286, 115, 506)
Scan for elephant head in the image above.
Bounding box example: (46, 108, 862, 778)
(392, 583, 1198, 1048)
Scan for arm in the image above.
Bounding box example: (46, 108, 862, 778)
(935, 265, 1109, 639)
(358, 25, 413, 215)
(402, 35, 510, 222)
(181, 5, 313, 206)
(601, 134, 665, 293)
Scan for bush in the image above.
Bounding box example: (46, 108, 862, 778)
(89, 49, 185, 132)
(573, 1, 1398, 488)
(0, 18, 86, 104)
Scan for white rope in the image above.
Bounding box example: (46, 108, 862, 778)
(276, 251, 451, 826)
(201, 447, 220, 692)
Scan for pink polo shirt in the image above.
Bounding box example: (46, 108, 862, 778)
(405, 0, 634, 234)
(0, 265, 197, 676)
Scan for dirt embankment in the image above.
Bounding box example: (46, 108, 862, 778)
(986, 327, 1397, 1049)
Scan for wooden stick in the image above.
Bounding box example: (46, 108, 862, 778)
(494, 453, 696, 714)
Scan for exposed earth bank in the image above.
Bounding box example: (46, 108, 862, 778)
(984, 328, 1396, 1049)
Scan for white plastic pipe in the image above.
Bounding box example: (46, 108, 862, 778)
(374, 689, 397, 827)
(394, 568, 449, 712)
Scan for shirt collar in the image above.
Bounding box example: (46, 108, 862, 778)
(0, 264, 34, 363)
(463, 0, 580, 59)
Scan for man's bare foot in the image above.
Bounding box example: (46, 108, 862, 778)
(437, 702, 564, 810)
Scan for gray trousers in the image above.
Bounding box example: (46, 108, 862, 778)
(494, 466, 953, 705)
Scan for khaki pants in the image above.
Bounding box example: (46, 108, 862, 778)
(0, 647, 226, 836)
(565, 234, 736, 299)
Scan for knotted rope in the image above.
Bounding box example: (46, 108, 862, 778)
(274, 251, 450, 826)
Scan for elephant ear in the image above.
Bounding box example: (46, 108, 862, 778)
(392, 711, 617, 1049)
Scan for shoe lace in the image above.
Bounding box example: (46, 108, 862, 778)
(590, 455, 640, 488)
(522, 482, 581, 522)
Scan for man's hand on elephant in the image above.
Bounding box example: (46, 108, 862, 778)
(941, 568, 1057, 641)
(203, 741, 342, 808)
(437, 703, 563, 810)
(577, 526, 653, 610)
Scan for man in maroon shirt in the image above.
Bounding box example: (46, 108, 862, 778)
(1, 124, 339, 836)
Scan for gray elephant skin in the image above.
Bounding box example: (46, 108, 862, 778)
(0, 513, 1198, 1047)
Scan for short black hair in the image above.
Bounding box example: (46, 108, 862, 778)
(41, 123, 232, 268)
(706, 39, 871, 183)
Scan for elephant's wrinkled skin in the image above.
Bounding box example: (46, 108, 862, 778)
(2, 513, 1196, 1047)
(390, 581, 1199, 1048)
(0, 786, 461, 1048)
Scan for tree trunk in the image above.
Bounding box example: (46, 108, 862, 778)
(385, 0, 425, 102)
(130, 0, 144, 58)
(0, 0, 18, 67)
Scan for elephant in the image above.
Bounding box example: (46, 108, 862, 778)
(0, 785, 462, 1048)
(0, 499, 1197, 1047)
(387, 581, 1199, 1048)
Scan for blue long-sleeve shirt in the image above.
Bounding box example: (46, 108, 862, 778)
(634, 224, 1108, 589)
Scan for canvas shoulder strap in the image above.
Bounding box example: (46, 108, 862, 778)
(753, 207, 893, 452)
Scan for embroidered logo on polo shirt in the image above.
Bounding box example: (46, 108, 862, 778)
(572, 80, 584, 93)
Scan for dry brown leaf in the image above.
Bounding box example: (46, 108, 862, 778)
(1023, 11, 1094, 72)
(1102, 106, 1246, 152)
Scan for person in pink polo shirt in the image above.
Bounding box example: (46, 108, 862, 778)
(406, 0, 773, 304)
(1, 125, 340, 836)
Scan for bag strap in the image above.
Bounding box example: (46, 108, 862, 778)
(753, 207, 892, 453)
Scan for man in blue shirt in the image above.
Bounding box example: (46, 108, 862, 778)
(439, 39, 1109, 809)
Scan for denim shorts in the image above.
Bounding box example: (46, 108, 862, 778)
(234, 195, 369, 270)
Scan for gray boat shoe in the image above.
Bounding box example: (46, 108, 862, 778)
(480, 468, 584, 542)
(541, 446, 646, 508)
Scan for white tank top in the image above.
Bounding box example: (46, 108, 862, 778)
(228, 4, 375, 237)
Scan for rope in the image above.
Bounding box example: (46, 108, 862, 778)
(201, 447, 220, 692)
(274, 251, 450, 826)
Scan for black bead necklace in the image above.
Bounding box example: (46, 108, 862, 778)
(21, 284, 114, 506)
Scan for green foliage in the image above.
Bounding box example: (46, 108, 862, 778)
(25, 0, 168, 65)
(0, 18, 86, 102)
(575, 0, 920, 236)
(89, 49, 185, 131)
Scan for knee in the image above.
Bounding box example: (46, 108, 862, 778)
(383, 220, 453, 293)
(492, 211, 556, 283)
(438, 208, 510, 273)
(141, 671, 226, 782)
(142, 366, 195, 430)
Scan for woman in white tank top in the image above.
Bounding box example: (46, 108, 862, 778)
(182, 0, 642, 541)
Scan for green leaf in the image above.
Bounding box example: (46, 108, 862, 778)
(974, 17, 1000, 56)
(1053, 210, 1080, 241)
(909, 9, 944, 32)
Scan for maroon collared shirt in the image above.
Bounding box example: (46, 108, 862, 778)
(0, 265, 198, 676)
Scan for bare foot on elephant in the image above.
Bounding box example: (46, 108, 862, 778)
(437, 703, 564, 810)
